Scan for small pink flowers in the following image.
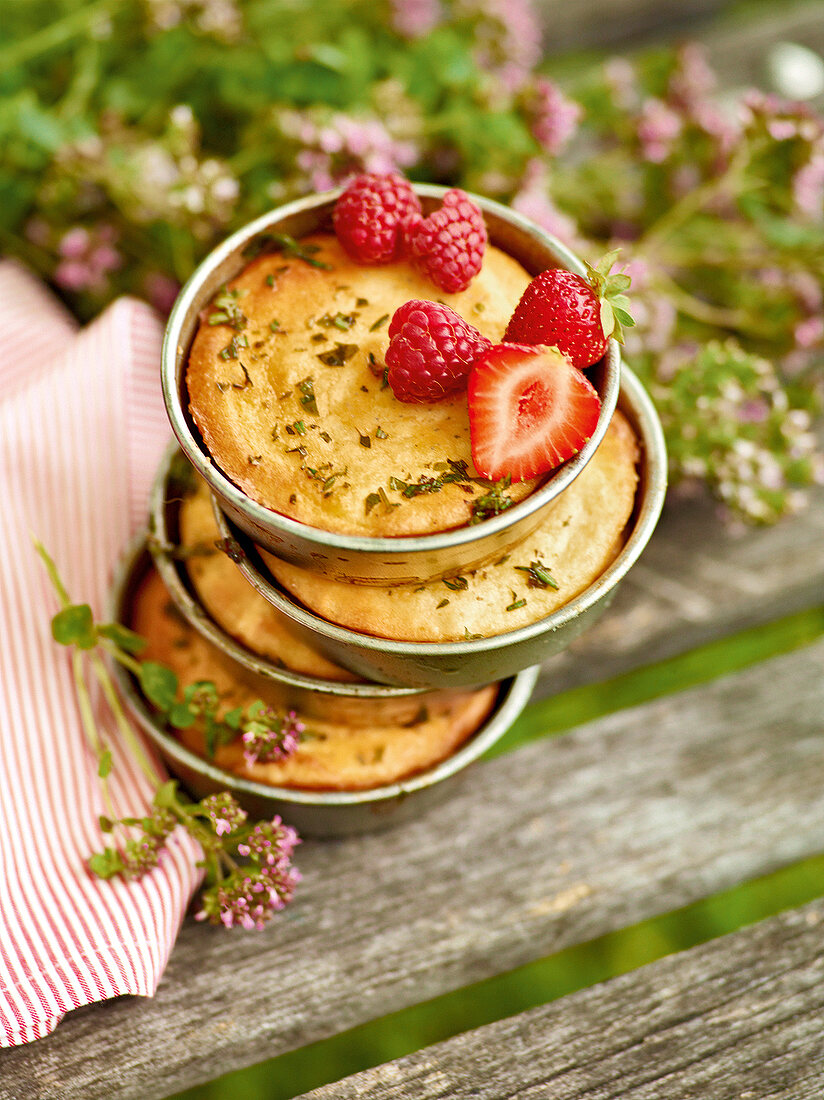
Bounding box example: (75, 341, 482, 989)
(242, 708, 304, 767)
(637, 98, 683, 163)
(527, 78, 582, 156)
(196, 817, 302, 930)
(201, 792, 247, 836)
(54, 225, 122, 294)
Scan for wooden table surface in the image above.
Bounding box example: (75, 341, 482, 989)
(2, 4, 823, 1099)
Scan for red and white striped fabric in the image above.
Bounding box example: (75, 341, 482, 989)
(0, 261, 202, 1047)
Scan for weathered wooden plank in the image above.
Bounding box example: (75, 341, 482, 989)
(536, 481, 824, 697)
(3, 637, 823, 1100)
(537, 0, 727, 53)
(297, 900, 824, 1100)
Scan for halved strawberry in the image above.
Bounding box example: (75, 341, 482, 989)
(467, 344, 601, 482)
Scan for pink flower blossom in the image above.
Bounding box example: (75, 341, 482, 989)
(459, 0, 542, 93)
(511, 160, 585, 252)
(604, 57, 639, 111)
(53, 225, 122, 293)
(794, 315, 824, 348)
(793, 151, 824, 218)
(390, 0, 442, 38)
(528, 78, 582, 156)
(202, 792, 247, 836)
(669, 43, 716, 110)
(242, 709, 303, 767)
(637, 98, 683, 163)
(144, 272, 181, 314)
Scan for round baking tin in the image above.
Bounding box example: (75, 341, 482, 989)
(107, 538, 539, 836)
(211, 365, 667, 689)
(147, 445, 470, 725)
(162, 185, 620, 585)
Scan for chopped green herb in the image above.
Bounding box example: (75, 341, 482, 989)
(289, 493, 297, 504)
(266, 274, 275, 287)
(318, 311, 358, 330)
(463, 628, 483, 641)
(218, 332, 249, 361)
(514, 560, 559, 589)
(359, 433, 371, 448)
(293, 420, 306, 435)
(369, 313, 389, 332)
(270, 319, 284, 333)
(311, 333, 326, 343)
(208, 286, 247, 330)
(317, 343, 359, 367)
(319, 431, 332, 443)
(473, 302, 486, 313)
(247, 454, 262, 466)
(356, 297, 369, 307)
(297, 377, 318, 415)
(470, 478, 514, 524)
(243, 232, 332, 269)
(436, 598, 450, 609)
(364, 492, 381, 515)
(375, 426, 388, 439)
(506, 597, 527, 611)
(443, 575, 468, 591)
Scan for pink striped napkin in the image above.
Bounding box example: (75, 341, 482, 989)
(0, 261, 202, 1047)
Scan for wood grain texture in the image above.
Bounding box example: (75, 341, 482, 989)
(536, 481, 824, 697)
(297, 901, 824, 1099)
(3, 638, 823, 1100)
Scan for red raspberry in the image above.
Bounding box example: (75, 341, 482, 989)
(405, 189, 487, 294)
(333, 173, 422, 264)
(385, 300, 492, 403)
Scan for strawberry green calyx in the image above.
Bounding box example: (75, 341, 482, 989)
(583, 250, 636, 346)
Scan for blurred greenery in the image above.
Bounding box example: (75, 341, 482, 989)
(169, 604, 824, 1100)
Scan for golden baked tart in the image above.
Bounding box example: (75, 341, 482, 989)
(259, 410, 640, 642)
(128, 566, 499, 791)
(186, 233, 540, 538)
(178, 476, 356, 682)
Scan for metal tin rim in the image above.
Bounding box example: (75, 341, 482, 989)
(106, 608, 539, 808)
(213, 364, 667, 660)
(161, 184, 620, 559)
(147, 455, 429, 700)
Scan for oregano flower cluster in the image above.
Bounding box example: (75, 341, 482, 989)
(37, 542, 302, 931)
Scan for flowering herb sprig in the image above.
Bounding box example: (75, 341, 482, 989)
(35, 541, 302, 930)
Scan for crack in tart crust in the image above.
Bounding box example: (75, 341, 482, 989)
(186, 234, 542, 538)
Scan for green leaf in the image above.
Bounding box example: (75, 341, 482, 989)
(168, 701, 196, 729)
(613, 307, 636, 328)
(223, 706, 243, 730)
(51, 604, 97, 649)
(89, 847, 124, 879)
(153, 780, 179, 809)
(599, 299, 615, 339)
(139, 662, 178, 711)
(98, 816, 114, 833)
(595, 249, 620, 277)
(605, 273, 631, 292)
(247, 699, 266, 718)
(98, 622, 147, 655)
(98, 750, 113, 778)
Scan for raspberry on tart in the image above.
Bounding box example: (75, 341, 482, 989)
(333, 173, 422, 265)
(386, 300, 492, 403)
(405, 189, 487, 294)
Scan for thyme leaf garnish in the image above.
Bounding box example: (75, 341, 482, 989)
(514, 560, 559, 589)
(297, 377, 318, 415)
(470, 478, 514, 524)
(317, 342, 359, 366)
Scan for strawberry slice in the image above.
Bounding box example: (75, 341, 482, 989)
(467, 343, 601, 482)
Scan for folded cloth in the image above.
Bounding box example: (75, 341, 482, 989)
(0, 262, 202, 1047)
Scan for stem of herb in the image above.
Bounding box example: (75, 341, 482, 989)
(90, 653, 162, 789)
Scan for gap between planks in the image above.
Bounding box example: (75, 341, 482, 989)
(296, 900, 824, 1100)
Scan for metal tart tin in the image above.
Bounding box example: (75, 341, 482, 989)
(107, 540, 539, 836)
(211, 365, 667, 689)
(161, 185, 620, 585)
(147, 445, 469, 726)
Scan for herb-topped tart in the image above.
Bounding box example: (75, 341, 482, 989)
(258, 410, 640, 642)
(185, 233, 539, 538)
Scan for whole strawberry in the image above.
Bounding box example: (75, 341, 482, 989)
(333, 173, 422, 264)
(386, 299, 492, 403)
(504, 251, 635, 368)
(405, 189, 487, 294)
